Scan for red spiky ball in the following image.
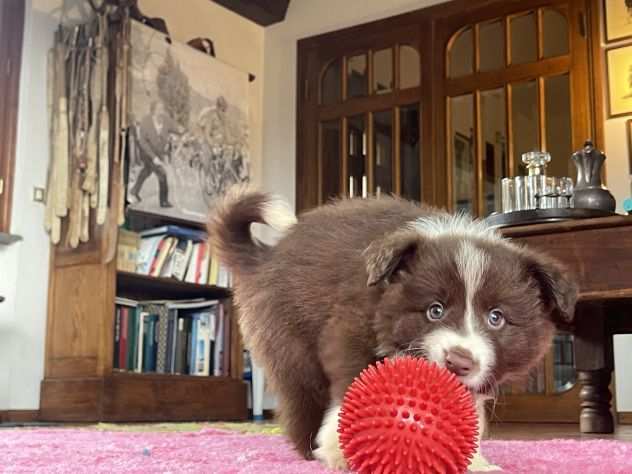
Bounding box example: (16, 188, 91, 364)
(338, 356, 478, 474)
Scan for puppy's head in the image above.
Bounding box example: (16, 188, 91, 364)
(365, 214, 578, 394)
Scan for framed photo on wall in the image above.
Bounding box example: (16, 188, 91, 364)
(627, 119, 632, 177)
(606, 44, 632, 117)
(604, 0, 632, 43)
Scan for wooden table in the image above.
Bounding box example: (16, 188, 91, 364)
(502, 216, 632, 433)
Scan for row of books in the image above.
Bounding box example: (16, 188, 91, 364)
(118, 225, 231, 287)
(114, 297, 231, 377)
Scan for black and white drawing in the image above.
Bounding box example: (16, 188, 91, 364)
(127, 21, 250, 222)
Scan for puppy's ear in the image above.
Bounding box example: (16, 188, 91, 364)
(364, 229, 422, 286)
(523, 252, 578, 329)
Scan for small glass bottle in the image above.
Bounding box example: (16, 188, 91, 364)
(522, 151, 551, 209)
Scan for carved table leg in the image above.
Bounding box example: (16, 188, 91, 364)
(577, 369, 614, 433)
(574, 302, 614, 434)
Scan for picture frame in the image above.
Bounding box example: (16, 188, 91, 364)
(627, 119, 632, 177)
(603, 0, 632, 43)
(606, 44, 632, 117)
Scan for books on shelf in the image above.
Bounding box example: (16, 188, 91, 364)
(113, 297, 232, 377)
(116, 225, 232, 288)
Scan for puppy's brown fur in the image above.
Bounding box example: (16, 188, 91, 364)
(209, 192, 577, 460)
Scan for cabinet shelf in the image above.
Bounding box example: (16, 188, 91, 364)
(116, 271, 231, 300)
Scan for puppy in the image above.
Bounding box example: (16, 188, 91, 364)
(209, 191, 577, 470)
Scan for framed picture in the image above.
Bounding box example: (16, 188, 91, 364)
(604, 0, 632, 43)
(627, 119, 632, 177)
(606, 44, 632, 117)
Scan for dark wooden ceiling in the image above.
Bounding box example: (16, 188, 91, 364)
(211, 0, 291, 26)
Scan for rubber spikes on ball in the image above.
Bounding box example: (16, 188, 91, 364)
(338, 356, 479, 474)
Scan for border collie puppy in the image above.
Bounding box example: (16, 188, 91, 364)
(209, 190, 577, 470)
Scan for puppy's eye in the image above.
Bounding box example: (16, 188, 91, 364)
(426, 302, 445, 321)
(488, 308, 505, 329)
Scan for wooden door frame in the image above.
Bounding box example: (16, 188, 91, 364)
(0, 0, 25, 233)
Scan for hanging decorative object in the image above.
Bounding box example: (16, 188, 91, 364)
(44, 1, 132, 247)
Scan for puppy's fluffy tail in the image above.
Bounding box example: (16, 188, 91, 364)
(208, 186, 297, 275)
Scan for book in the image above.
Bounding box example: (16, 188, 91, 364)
(192, 310, 215, 376)
(117, 229, 140, 273)
(137, 235, 164, 275)
(136, 311, 148, 372)
(113, 308, 121, 369)
(174, 317, 191, 374)
(197, 243, 210, 284)
(184, 244, 201, 283)
(139, 225, 208, 242)
(149, 237, 175, 277)
(172, 239, 193, 281)
(209, 255, 219, 286)
(142, 314, 159, 372)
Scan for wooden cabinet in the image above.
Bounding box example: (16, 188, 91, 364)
(40, 173, 248, 422)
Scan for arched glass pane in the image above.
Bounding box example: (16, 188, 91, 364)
(400, 104, 421, 201)
(373, 110, 393, 196)
(448, 27, 473, 78)
(373, 48, 393, 94)
(510, 12, 537, 65)
(321, 59, 341, 105)
(481, 88, 506, 216)
(450, 94, 474, 213)
(320, 120, 341, 202)
(511, 80, 539, 175)
(347, 54, 368, 98)
(348, 115, 366, 198)
(542, 8, 569, 59)
(545, 74, 572, 177)
(479, 20, 505, 72)
(400, 45, 420, 89)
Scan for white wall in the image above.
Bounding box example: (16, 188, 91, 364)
(261, 0, 447, 207)
(0, 0, 56, 410)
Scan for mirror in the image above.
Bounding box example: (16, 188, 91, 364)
(542, 8, 569, 59)
(373, 110, 393, 196)
(321, 58, 341, 105)
(373, 48, 393, 94)
(450, 94, 474, 213)
(400, 104, 421, 201)
(320, 120, 341, 202)
(481, 88, 506, 216)
(348, 115, 367, 197)
(347, 54, 368, 98)
(479, 20, 505, 72)
(448, 27, 473, 78)
(400, 45, 421, 89)
(545, 74, 572, 177)
(511, 80, 539, 175)
(510, 12, 537, 65)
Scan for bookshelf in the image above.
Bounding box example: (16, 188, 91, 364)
(40, 203, 248, 422)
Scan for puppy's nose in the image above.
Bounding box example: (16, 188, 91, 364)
(445, 346, 477, 377)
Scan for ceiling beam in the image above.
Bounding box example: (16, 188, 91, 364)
(211, 0, 290, 26)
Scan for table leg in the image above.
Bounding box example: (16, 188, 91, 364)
(574, 303, 614, 434)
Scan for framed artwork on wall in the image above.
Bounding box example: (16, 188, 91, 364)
(606, 44, 632, 117)
(604, 0, 632, 43)
(627, 119, 632, 178)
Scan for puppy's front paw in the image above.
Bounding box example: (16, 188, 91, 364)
(313, 445, 348, 471)
(314, 404, 348, 471)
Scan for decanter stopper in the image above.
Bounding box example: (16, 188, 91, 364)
(571, 140, 616, 211)
(522, 151, 551, 176)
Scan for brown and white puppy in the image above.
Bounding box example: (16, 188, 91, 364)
(209, 190, 577, 470)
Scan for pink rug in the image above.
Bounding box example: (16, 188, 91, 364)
(1, 428, 632, 473)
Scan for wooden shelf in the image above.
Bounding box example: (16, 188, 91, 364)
(116, 271, 231, 300)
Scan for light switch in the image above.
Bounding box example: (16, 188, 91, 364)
(33, 187, 45, 203)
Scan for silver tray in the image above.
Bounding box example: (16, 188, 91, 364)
(484, 208, 617, 228)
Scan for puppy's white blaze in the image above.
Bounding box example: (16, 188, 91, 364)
(410, 212, 503, 243)
(262, 196, 297, 233)
(314, 404, 347, 470)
